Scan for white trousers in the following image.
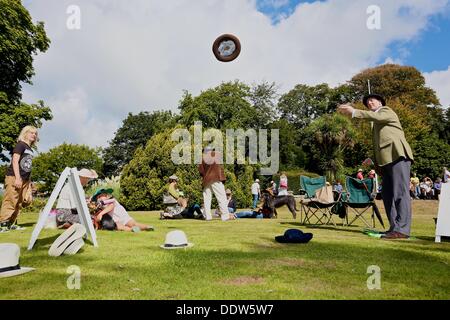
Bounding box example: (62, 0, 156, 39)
(203, 181, 229, 220)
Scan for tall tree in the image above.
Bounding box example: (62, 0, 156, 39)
(303, 114, 357, 182)
(102, 111, 176, 177)
(32, 143, 103, 193)
(179, 81, 265, 129)
(0, 0, 50, 103)
(277, 83, 334, 130)
(0, 93, 52, 161)
(0, 0, 52, 160)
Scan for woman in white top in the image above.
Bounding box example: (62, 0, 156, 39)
(93, 188, 154, 232)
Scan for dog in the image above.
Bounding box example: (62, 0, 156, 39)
(260, 189, 298, 219)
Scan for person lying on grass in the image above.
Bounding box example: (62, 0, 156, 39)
(92, 188, 154, 232)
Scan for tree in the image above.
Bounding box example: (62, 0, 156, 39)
(349, 64, 439, 107)
(0, 93, 52, 161)
(411, 134, 450, 179)
(32, 143, 103, 193)
(0, 0, 52, 160)
(249, 81, 279, 127)
(179, 81, 268, 129)
(102, 111, 176, 177)
(120, 127, 255, 211)
(277, 83, 335, 130)
(303, 114, 357, 182)
(0, 0, 50, 103)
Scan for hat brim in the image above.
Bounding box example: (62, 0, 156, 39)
(363, 94, 386, 107)
(49, 224, 86, 257)
(159, 243, 194, 250)
(63, 238, 85, 255)
(0, 267, 35, 278)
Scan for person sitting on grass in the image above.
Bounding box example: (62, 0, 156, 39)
(92, 188, 154, 232)
(161, 174, 204, 220)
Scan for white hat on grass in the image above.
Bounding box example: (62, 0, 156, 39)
(48, 223, 86, 257)
(0, 243, 35, 278)
(160, 230, 193, 250)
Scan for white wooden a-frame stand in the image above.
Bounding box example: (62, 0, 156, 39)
(28, 167, 98, 250)
(435, 183, 450, 243)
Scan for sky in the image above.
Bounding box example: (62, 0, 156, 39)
(20, 0, 450, 154)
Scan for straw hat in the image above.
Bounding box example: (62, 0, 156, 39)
(160, 230, 193, 250)
(0, 243, 35, 278)
(77, 168, 98, 179)
(48, 223, 86, 257)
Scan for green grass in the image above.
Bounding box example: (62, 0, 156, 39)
(1, 200, 449, 300)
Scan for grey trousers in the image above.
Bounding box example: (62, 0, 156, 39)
(381, 158, 412, 235)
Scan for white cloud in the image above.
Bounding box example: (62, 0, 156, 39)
(21, 0, 450, 152)
(425, 66, 450, 108)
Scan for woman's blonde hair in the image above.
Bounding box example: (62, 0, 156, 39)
(17, 125, 39, 147)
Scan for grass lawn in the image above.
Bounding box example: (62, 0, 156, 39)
(1, 200, 449, 300)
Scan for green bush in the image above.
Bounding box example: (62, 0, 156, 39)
(120, 127, 256, 211)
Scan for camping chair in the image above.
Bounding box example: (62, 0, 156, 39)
(299, 176, 341, 226)
(342, 176, 384, 229)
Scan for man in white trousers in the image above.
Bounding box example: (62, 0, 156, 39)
(198, 147, 235, 221)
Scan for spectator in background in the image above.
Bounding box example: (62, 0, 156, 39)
(356, 169, 364, 180)
(333, 180, 343, 194)
(368, 170, 376, 179)
(225, 189, 236, 213)
(270, 180, 278, 196)
(251, 179, 261, 209)
(278, 173, 288, 196)
(410, 173, 420, 199)
(434, 178, 442, 200)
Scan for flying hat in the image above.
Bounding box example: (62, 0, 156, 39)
(160, 230, 193, 250)
(363, 94, 386, 108)
(0, 243, 35, 278)
(212, 34, 241, 62)
(91, 188, 114, 202)
(275, 229, 313, 244)
(48, 223, 86, 257)
(77, 168, 98, 179)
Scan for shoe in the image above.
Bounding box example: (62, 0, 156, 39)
(381, 231, 409, 239)
(145, 225, 154, 231)
(8, 224, 26, 231)
(221, 213, 236, 221)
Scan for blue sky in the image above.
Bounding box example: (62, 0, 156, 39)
(256, 0, 450, 73)
(21, 0, 450, 152)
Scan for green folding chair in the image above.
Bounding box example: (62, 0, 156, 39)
(342, 176, 384, 228)
(299, 176, 339, 226)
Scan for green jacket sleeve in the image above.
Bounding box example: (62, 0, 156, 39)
(353, 107, 396, 124)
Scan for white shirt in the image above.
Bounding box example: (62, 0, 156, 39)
(251, 182, 260, 195)
(56, 183, 76, 209)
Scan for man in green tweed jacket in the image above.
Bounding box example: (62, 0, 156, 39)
(338, 94, 413, 239)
